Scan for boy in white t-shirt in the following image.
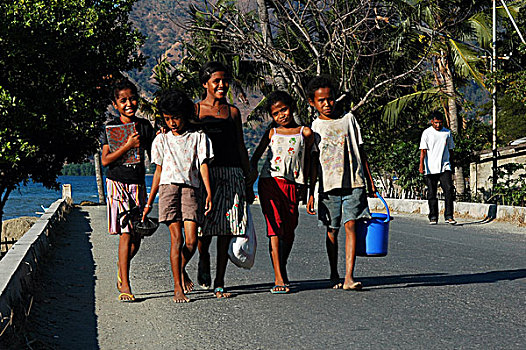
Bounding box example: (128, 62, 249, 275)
(306, 76, 376, 291)
(419, 111, 456, 225)
(142, 90, 213, 303)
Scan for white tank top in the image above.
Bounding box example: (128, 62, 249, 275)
(259, 127, 306, 184)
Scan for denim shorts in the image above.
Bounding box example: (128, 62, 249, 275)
(318, 187, 371, 230)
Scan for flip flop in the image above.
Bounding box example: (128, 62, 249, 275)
(118, 292, 136, 302)
(213, 287, 231, 298)
(270, 285, 290, 294)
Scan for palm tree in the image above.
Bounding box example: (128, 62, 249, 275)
(386, 0, 500, 197)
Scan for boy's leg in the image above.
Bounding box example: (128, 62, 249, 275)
(197, 236, 212, 288)
(326, 228, 341, 288)
(425, 174, 439, 222)
(213, 236, 231, 298)
(342, 220, 361, 290)
(168, 221, 189, 303)
(181, 220, 198, 293)
(319, 191, 343, 288)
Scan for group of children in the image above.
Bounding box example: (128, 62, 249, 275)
(103, 64, 376, 303)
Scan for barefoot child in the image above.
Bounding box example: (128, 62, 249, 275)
(142, 90, 213, 303)
(101, 79, 155, 302)
(250, 91, 314, 294)
(306, 76, 376, 291)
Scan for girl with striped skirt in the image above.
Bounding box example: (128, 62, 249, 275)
(194, 62, 254, 298)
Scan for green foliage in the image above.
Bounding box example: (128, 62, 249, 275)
(489, 163, 526, 206)
(0, 0, 144, 216)
(61, 162, 99, 176)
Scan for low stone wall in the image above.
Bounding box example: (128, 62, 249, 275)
(0, 197, 72, 340)
(367, 197, 526, 225)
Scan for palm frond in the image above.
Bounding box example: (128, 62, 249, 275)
(468, 13, 492, 49)
(448, 39, 486, 88)
(382, 86, 442, 126)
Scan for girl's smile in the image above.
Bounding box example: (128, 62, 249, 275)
(204, 71, 230, 100)
(112, 88, 138, 119)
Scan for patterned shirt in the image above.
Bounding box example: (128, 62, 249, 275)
(311, 112, 365, 192)
(151, 130, 213, 188)
(259, 127, 306, 184)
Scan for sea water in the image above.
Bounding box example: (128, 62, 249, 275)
(3, 175, 154, 220)
(3, 175, 259, 220)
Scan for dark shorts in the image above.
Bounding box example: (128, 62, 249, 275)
(258, 177, 298, 244)
(318, 187, 371, 230)
(158, 184, 198, 223)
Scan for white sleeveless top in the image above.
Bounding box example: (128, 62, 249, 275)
(259, 127, 306, 184)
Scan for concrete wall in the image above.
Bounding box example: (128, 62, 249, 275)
(367, 197, 526, 225)
(0, 196, 71, 340)
(470, 145, 526, 200)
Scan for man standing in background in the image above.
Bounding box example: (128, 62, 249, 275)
(419, 112, 457, 225)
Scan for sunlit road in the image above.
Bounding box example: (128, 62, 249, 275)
(25, 204, 525, 349)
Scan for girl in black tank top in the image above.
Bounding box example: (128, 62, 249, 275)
(194, 61, 255, 299)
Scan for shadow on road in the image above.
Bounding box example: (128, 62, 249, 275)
(19, 208, 99, 349)
(226, 269, 526, 294)
(360, 269, 526, 289)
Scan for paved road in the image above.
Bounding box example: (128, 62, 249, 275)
(21, 204, 525, 349)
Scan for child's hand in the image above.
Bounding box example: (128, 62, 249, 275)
(125, 132, 140, 150)
(142, 205, 152, 221)
(306, 195, 316, 215)
(204, 195, 212, 216)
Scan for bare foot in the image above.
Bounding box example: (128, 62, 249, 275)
(173, 289, 190, 303)
(182, 270, 194, 294)
(214, 287, 231, 299)
(342, 281, 363, 291)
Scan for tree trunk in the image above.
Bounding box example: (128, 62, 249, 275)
(256, 0, 288, 91)
(94, 151, 106, 204)
(0, 187, 13, 256)
(439, 52, 466, 198)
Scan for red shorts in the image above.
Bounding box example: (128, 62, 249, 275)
(258, 177, 298, 244)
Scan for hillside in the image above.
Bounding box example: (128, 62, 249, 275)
(128, 0, 267, 155)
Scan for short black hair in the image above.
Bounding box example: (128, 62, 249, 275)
(157, 89, 195, 122)
(429, 110, 444, 121)
(306, 76, 335, 100)
(265, 91, 296, 114)
(199, 61, 230, 85)
(110, 79, 138, 102)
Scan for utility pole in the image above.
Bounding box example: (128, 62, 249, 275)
(94, 148, 106, 204)
(492, 0, 498, 193)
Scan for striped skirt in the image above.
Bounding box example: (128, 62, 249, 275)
(106, 178, 146, 235)
(198, 167, 248, 236)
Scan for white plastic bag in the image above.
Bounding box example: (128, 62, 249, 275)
(228, 206, 257, 269)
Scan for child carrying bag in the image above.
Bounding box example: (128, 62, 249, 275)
(228, 206, 257, 269)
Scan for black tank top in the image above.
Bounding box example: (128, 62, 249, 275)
(196, 103, 242, 168)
